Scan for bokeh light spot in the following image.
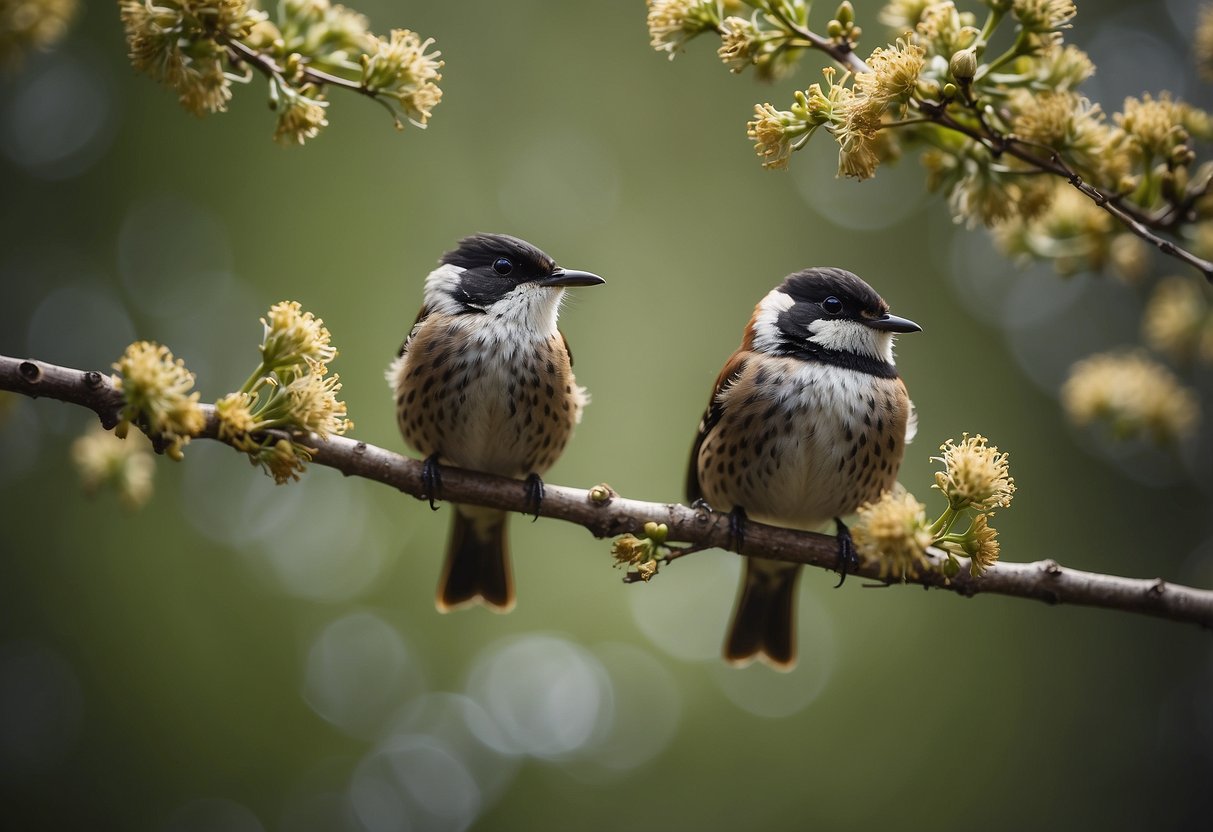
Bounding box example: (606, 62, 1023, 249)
(303, 611, 424, 739)
(464, 633, 613, 760)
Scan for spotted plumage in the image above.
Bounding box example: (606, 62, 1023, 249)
(387, 233, 604, 612)
(687, 267, 920, 669)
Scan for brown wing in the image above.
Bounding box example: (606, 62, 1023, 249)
(396, 304, 429, 358)
(685, 351, 749, 504)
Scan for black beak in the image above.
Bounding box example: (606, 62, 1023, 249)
(865, 313, 922, 333)
(539, 268, 606, 288)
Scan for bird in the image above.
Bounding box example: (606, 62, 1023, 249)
(686, 266, 920, 670)
(387, 233, 605, 613)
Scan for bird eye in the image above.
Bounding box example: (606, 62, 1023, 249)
(821, 296, 843, 315)
(492, 257, 514, 276)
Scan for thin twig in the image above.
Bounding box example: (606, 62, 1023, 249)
(226, 39, 375, 101)
(921, 105, 1213, 281)
(3, 354, 1212, 629)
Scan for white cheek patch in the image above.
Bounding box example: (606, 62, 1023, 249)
(750, 289, 795, 353)
(422, 263, 469, 315)
(807, 318, 894, 363)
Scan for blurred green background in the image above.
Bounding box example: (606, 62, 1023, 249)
(2, 1, 1212, 830)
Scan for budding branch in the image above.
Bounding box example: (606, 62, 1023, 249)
(3, 353, 1212, 631)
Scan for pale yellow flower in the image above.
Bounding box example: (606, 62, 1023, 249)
(717, 15, 759, 73)
(1199, 4, 1213, 82)
(260, 300, 337, 373)
(747, 103, 802, 170)
(71, 423, 155, 509)
(646, 0, 720, 58)
(1115, 93, 1192, 162)
(0, 0, 77, 67)
(256, 437, 309, 484)
(284, 360, 352, 438)
(112, 341, 205, 461)
(933, 434, 1016, 512)
(1012, 0, 1076, 34)
(878, 0, 937, 31)
(1062, 350, 1200, 442)
(853, 486, 933, 582)
(215, 391, 258, 449)
(962, 513, 1000, 577)
(1142, 277, 1212, 364)
(853, 38, 925, 110)
(273, 86, 329, 146)
(361, 28, 444, 127)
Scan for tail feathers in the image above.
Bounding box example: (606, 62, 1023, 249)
(437, 507, 514, 613)
(724, 560, 802, 671)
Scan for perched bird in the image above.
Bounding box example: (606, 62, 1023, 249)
(388, 233, 605, 612)
(687, 267, 920, 669)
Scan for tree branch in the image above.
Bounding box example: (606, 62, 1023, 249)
(922, 106, 1213, 281)
(3, 353, 1212, 630)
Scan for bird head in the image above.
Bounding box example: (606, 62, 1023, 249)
(423, 233, 604, 331)
(748, 267, 921, 367)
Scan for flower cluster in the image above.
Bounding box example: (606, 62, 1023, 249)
(611, 521, 670, 582)
(1142, 277, 1213, 365)
(119, 0, 442, 144)
(645, 1, 1213, 283)
(1061, 350, 1199, 444)
(853, 432, 1015, 580)
(0, 0, 77, 68)
(111, 341, 206, 460)
(71, 423, 155, 509)
(852, 486, 933, 580)
(220, 300, 353, 483)
(360, 28, 444, 129)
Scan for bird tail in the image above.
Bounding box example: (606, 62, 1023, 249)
(437, 505, 514, 613)
(724, 559, 802, 671)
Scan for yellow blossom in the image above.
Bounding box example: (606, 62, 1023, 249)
(1011, 0, 1076, 34)
(1032, 43, 1094, 91)
(259, 300, 337, 373)
(70, 423, 155, 509)
(273, 85, 329, 145)
(255, 437, 309, 484)
(1142, 277, 1213, 364)
(1010, 90, 1108, 165)
(962, 513, 1000, 576)
(611, 534, 653, 568)
(111, 341, 205, 461)
(646, 0, 720, 58)
(878, 0, 937, 31)
(717, 15, 759, 73)
(284, 360, 352, 438)
(853, 487, 933, 582)
(933, 434, 1016, 512)
(0, 0, 77, 68)
(1061, 350, 1200, 443)
(1199, 4, 1213, 82)
(360, 28, 443, 127)
(1115, 93, 1193, 162)
(854, 38, 925, 110)
(215, 391, 258, 448)
(747, 103, 803, 170)
(119, 0, 260, 116)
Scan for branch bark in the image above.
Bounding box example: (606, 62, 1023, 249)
(3, 353, 1212, 630)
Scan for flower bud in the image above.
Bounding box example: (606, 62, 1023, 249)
(950, 48, 977, 81)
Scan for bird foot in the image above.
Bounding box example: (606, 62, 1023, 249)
(421, 454, 443, 511)
(833, 516, 858, 588)
(524, 473, 545, 521)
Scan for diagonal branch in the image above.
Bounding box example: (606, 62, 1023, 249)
(3, 353, 1212, 630)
